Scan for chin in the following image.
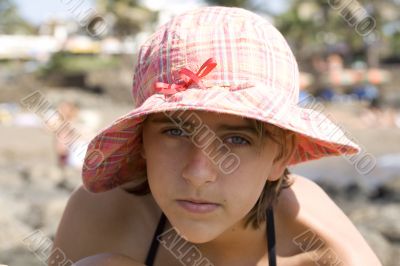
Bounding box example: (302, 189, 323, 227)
(176, 228, 218, 244)
(169, 219, 222, 244)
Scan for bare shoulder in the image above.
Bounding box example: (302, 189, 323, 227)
(49, 184, 161, 264)
(276, 174, 382, 266)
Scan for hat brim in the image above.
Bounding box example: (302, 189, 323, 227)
(82, 86, 360, 192)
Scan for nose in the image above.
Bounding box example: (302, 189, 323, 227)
(181, 145, 218, 188)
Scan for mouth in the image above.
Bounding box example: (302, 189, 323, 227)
(176, 199, 221, 214)
(178, 198, 219, 204)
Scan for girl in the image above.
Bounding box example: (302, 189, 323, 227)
(50, 6, 380, 266)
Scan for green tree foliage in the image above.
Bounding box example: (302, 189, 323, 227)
(204, 0, 249, 7)
(275, 0, 400, 63)
(96, 0, 157, 37)
(0, 0, 35, 34)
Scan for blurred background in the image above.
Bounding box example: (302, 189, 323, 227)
(0, 0, 399, 265)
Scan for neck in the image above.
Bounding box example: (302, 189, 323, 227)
(195, 218, 268, 265)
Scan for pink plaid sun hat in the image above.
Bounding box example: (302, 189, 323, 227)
(82, 6, 360, 192)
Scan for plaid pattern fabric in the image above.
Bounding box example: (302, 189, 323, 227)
(82, 6, 360, 193)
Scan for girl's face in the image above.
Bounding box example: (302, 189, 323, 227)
(141, 110, 283, 243)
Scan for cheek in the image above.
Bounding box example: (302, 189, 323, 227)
(143, 128, 176, 175)
(224, 173, 266, 218)
(145, 148, 175, 197)
(222, 154, 274, 216)
(143, 140, 189, 208)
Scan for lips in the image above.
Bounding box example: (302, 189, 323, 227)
(176, 199, 220, 214)
(179, 198, 219, 204)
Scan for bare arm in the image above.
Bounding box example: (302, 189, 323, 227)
(48, 186, 132, 264)
(48, 186, 99, 264)
(279, 175, 382, 266)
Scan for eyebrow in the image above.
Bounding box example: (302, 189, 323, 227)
(149, 116, 258, 135)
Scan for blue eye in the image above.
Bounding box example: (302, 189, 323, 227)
(162, 128, 250, 145)
(226, 136, 250, 145)
(163, 128, 187, 137)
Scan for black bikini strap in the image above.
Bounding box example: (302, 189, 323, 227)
(146, 210, 276, 266)
(145, 212, 167, 266)
(266, 206, 277, 266)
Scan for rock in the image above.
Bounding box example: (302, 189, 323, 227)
(0, 211, 32, 251)
(0, 166, 24, 185)
(18, 203, 44, 231)
(348, 204, 380, 223)
(1, 246, 44, 266)
(388, 244, 400, 266)
(350, 204, 400, 243)
(57, 167, 82, 193)
(0, 189, 67, 265)
(29, 164, 64, 190)
(372, 205, 400, 242)
(369, 176, 400, 202)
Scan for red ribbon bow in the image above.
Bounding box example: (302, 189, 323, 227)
(154, 57, 217, 95)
